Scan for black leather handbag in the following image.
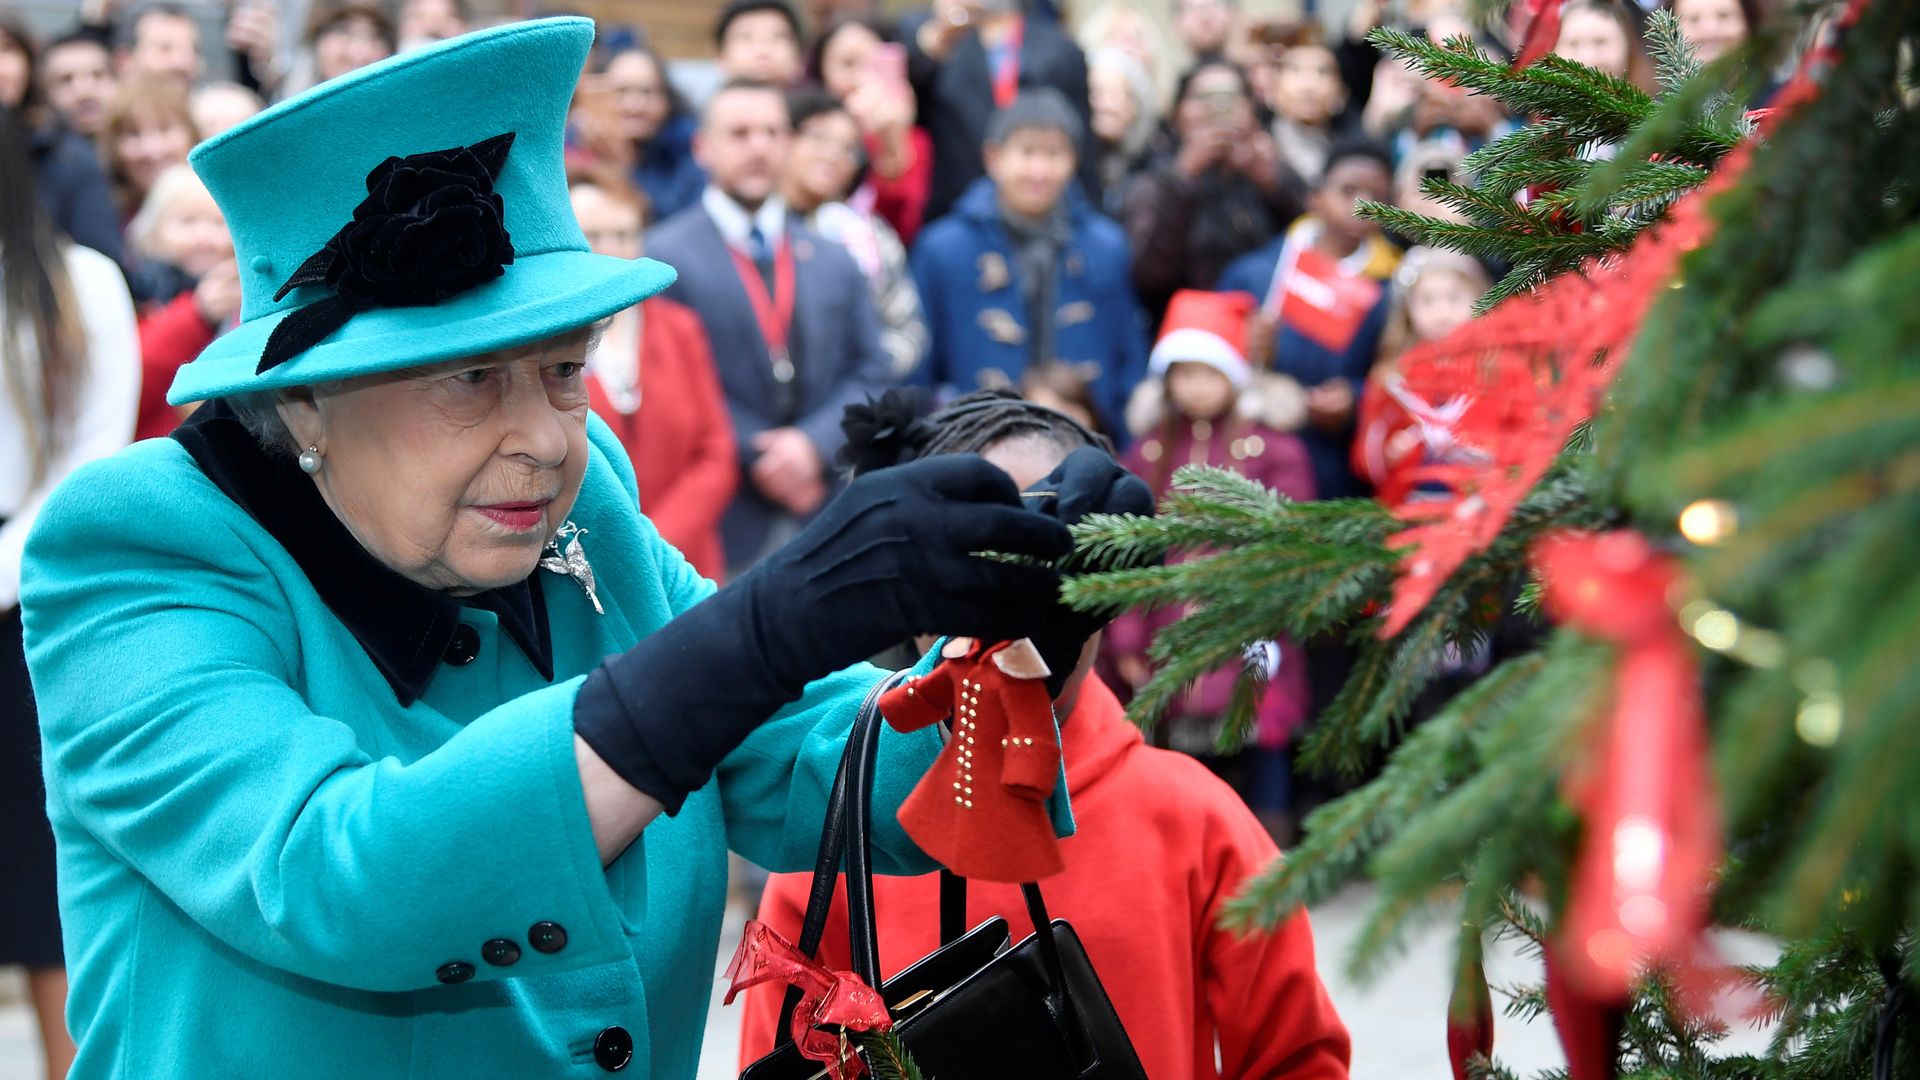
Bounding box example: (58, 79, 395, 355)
(740, 672, 1148, 1080)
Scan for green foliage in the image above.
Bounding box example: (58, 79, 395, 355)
(1356, 17, 1745, 312)
(1064, 0, 1920, 1074)
(856, 1030, 929, 1080)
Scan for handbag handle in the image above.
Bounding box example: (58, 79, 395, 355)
(934, 870, 1094, 1069)
(843, 699, 1097, 1070)
(780, 670, 1094, 1070)
(775, 671, 904, 1045)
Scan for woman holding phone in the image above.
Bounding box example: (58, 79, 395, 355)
(808, 16, 933, 244)
(1122, 59, 1305, 326)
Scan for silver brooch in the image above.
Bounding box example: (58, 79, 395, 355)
(539, 521, 603, 614)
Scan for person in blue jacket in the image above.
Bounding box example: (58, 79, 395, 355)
(19, 20, 1148, 1079)
(910, 88, 1149, 440)
(1214, 137, 1401, 500)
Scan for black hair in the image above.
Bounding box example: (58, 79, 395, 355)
(1320, 134, 1393, 184)
(804, 15, 895, 86)
(117, 2, 196, 52)
(840, 388, 1111, 477)
(714, 0, 802, 48)
(47, 25, 113, 56)
(985, 87, 1084, 152)
(786, 84, 847, 131)
(0, 13, 40, 114)
(0, 105, 89, 487)
(304, 0, 397, 50)
(1171, 56, 1252, 114)
(588, 37, 690, 127)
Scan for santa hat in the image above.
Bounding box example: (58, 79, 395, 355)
(1149, 289, 1255, 389)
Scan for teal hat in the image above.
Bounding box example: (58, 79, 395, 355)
(167, 17, 676, 406)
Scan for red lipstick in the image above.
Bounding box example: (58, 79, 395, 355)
(473, 500, 549, 531)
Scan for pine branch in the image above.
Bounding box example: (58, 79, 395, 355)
(856, 1030, 929, 1080)
(1644, 9, 1703, 93)
(1220, 652, 1550, 932)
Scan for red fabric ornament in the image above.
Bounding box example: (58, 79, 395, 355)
(723, 919, 894, 1079)
(1545, 942, 1628, 1080)
(1536, 531, 1720, 1011)
(1446, 948, 1496, 1080)
(879, 637, 1066, 884)
(1509, 0, 1563, 71)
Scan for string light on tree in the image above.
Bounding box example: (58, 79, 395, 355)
(1677, 500, 1738, 545)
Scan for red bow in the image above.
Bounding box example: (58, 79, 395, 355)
(1535, 531, 1721, 1011)
(724, 920, 894, 1079)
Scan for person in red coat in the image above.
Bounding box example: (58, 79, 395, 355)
(571, 174, 738, 580)
(1108, 290, 1318, 838)
(128, 164, 240, 440)
(739, 387, 1350, 1080)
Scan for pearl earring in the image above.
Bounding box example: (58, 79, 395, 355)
(298, 445, 323, 474)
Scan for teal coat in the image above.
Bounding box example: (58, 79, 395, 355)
(21, 418, 1034, 1078)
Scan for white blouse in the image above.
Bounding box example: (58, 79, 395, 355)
(0, 243, 139, 609)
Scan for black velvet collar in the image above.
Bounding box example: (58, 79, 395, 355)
(173, 401, 555, 705)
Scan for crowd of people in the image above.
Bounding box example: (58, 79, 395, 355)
(2, 0, 1774, 1076)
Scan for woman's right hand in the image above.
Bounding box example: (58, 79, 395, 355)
(573, 455, 1073, 814)
(755, 454, 1073, 685)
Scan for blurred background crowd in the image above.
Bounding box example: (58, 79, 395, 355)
(0, 0, 1791, 1074)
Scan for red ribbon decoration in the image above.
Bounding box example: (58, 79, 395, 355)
(727, 237, 798, 386)
(724, 920, 895, 1079)
(1446, 947, 1496, 1080)
(1535, 531, 1720, 1012)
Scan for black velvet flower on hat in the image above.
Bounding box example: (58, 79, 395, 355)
(838, 388, 936, 475)
(257, 132, 518, 373)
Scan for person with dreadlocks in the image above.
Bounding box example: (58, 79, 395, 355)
(739, 388, 1352, 1080)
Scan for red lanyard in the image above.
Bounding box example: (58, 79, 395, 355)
(991, 18, 1024, 109)
(728, 236, 797, 384)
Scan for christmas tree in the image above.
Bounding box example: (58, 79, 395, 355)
(1066, 0, 1920, 1075)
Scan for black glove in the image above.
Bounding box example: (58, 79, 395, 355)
(575, 454, 1074, 812)
(1020, 446, 1157, 692)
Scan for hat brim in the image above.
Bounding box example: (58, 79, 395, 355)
(167, 250, 677, 405)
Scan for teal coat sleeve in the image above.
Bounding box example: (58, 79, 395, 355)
(22, 448, 631, 994)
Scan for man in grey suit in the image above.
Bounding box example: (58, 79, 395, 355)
(648, 79, 893, 574)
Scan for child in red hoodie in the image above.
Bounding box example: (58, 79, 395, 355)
(738, 389, 1350, 1080)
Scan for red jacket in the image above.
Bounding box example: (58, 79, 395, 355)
(739, 675, 1352, 1080)
(585, 297, 737, 580)
(135, 292, 215, 441)
(860, 126, 933, 246)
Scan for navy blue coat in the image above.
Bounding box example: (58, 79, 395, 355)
(631, 115, 706, 224)
(31, 124, 123, 268)
(647, 206, 891, 567)
(1216, 237, 1391, 501)
(909, 178, 1148, 436)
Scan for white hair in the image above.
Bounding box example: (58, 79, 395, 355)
(125, 163, 213, 262)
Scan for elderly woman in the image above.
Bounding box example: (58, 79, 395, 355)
(21, 19, 1147, 1079)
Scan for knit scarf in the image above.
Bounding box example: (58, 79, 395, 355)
(1000, 201, 1071, 370)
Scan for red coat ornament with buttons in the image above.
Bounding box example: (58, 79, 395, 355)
(878, 637, 1065, 884)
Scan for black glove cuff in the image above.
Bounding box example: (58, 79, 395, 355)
(572, 581, 805, 815)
